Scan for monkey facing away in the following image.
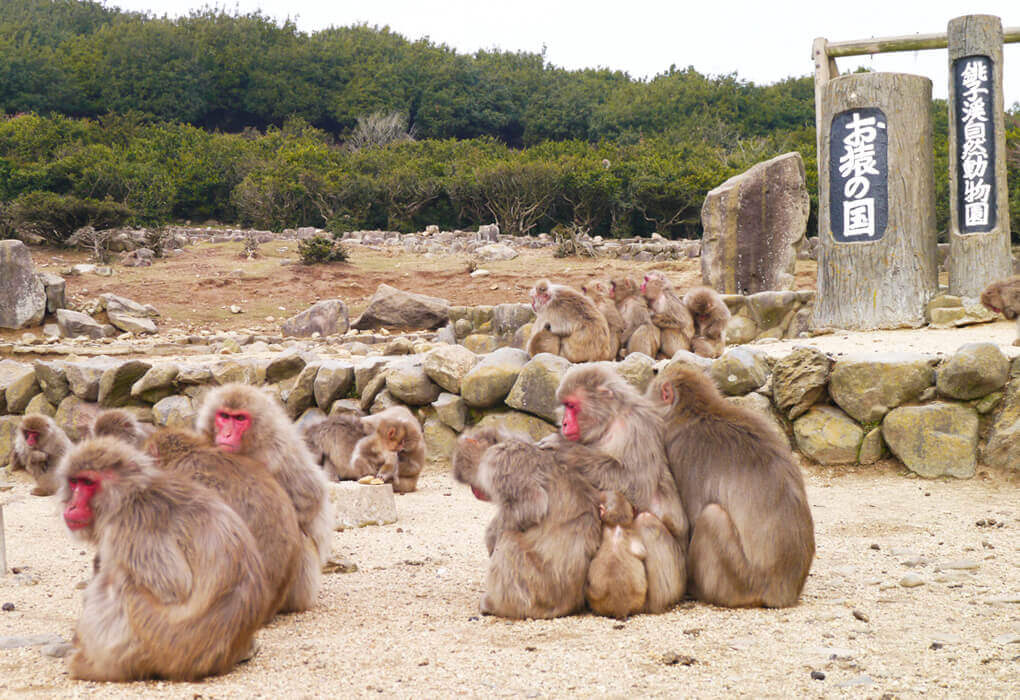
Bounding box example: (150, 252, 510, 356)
(59, 437, 271, 682)
(452, 426, 601, 619)
(196, 383, 331, 612)
(642, 272, 694, 358)
(611, 277, 660, 358)
(980, 275, 1020, 346)
(147, 428, 302, 620)
(527, 279, 614, 363)
(11, 414, 71, 496)
(361, 405, 425, 493)
(582, 279, 624, 359)
(649, 363, 815, 608)
(683, 286, 731, 358)
(585, 490, 648, 619)
(89, 408, 154, 447)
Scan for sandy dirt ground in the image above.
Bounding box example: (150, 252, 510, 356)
(1, 454, 1017, 699)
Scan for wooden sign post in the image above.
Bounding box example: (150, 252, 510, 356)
(814, 73, 938, 329)
(947, 15, 1012, 297)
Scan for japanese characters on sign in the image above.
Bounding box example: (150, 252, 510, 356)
(829, 107, 889, 243)
(953, 55, 996, 234)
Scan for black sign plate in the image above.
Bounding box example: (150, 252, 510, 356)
(954, 55, 996, 234)
(829, 108, 889, 243)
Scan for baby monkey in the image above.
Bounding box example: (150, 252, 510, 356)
(585, 490, 648, 619)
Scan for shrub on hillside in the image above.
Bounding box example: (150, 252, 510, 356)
(11, 192, 134, 246)
(298, 235, 349, 264)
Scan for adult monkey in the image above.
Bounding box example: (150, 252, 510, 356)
(527, 279, 614, 363)
(196, 383, 331, 612)
(90, 408, 154, 447)
(147, 428, 302, 620)
(682, 286, 731, 359)
(980, 275, 1020, 346)
(610, 277, 660, 358)
(642, 271, 694, 358)
(551, 364, 688, 611)
(582, 279, 624, 359)
(649, 363, 815, 608)
(59, 437, 270, 681)
(10, 414, 71, 496)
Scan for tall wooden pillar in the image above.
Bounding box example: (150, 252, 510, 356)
(947, 15, 1012, 297)
(814, 73, 938, 330)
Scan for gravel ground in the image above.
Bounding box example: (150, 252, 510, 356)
(1, 459, 1017, 699)
(1, 323, 1018, 698)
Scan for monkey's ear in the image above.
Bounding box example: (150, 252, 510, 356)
(660, 382, 675, 405)
(386, 427, 398, 441)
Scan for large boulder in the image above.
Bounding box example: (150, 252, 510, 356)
(935, 343, 1010, 400)
(772, 346, 832, 419)
(432, 392, 467, 432)
(883, 403, 979, 479)
(983, 376, 1020, 471)
(505, 353, 571, 422)
(0, 360, 39, 415)
(386, 359, 442, 406)
(793, 405, 863, 465)
(423, 345, 479, 394)
(700, 152, 808, 294)
(281, 300, 349, 337)
(709, 347, 770, 396)
(56, 309, 112, 340)
(828, 355, 936, 423)
(352, 284, 449, 331)
(0, 240, 46, 329)
(460, 348, 529, 408)
(32, 360, 70, 405)
(313, 361, 354, 409)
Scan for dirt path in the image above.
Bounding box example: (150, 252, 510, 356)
(1, 459, 1017, 698)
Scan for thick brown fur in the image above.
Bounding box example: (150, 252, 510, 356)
(90, 409, 154, 447)
(527, 279, 614, 363)
(362, 405, 425, 492)
(582, 279, 624, 359)
(642, 272, 694, 358)
(195, 383, 331, 612)
(147, 428, 302, 621)
(683, 286, 731, 359)
(303, 413, 370, 480)
(58, 437, 271, 682)
(980, 275, 1020, 346)
(11, 413, 71, 496)
(611, 277, 660, 358)
(649, 364, 815, 608)
(585, 491, 647, 619)
(452, 426, 601, 619)
(554, 365, 688, 545)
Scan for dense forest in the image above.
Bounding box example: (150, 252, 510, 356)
(0, 0, 1017, 240)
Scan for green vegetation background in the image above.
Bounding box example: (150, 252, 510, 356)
(0, 1, 1017, 240)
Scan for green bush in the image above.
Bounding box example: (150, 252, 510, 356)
(10, 191, 134, 246)
(298, 234, 349, 264)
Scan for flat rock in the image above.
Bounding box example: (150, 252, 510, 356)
(328, 481, 397, 530)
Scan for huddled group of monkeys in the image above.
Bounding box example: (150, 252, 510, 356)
(8, 385, 424, 682)
(11, 273, 1014, 683)
(528, 273, 732, 362)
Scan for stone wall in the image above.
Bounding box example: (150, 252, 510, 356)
(1, 340, 1017, 480)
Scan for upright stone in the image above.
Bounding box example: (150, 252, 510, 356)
(814, 73, 938, 329)
(946, 15, 1012, 297)
(700, 152, 809, 294)
(0, 240, 46, 329)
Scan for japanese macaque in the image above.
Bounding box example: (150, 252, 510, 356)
(147, 428, 302, 620)
(59, 437, 270, 681)
(361, 406, 425, 492)
(642, 271, 694, 358)
(649, 364, 815, 608)
(980, 275, 1020, 346)
(582, 279, 624, 359)
(303, 413, 370, 480)
(683, 286, 731, 358)
(527, 279, 614, 363)
(10, 414, 71, 496)
(196, 384, 331, 613)
(611, 277, 660, 358)
(585, 491, 647, 619)
(89, 408, 153, 447)
(452, 426, 601, 619)
(553, 364, 688, 545)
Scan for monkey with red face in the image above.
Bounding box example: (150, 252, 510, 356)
(11, 414, 71, 496)
(196, 384, 331, 613)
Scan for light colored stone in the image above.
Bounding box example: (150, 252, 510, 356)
(935, 342, 1010, 400)
(386, 359, 442, 406)
(983, 375, 1020, 470)
(106, 311, 157, 335)
(709, 346, 770, 396)
(476, 410, 557, 442)
(281, 299, 349, 337)
(461, 348, 529, 408)
(423, 344, 478, 393)
(98, 360, 151, 408)
(772, 346, 831, 419)
(0, 360, 39, 414)
(793, 405, 864, 465)
(0, 240, 46, 329)
(505, 353, 571, 422)
(432, 393, 467, 432)
(328, 481, 397, 530)
(883, 403, 979, 478)
(314, 361, 354, 409)
(151, 395, 196, 429)
(829, 355, 936, 423)
(352, 284, 449, 331)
